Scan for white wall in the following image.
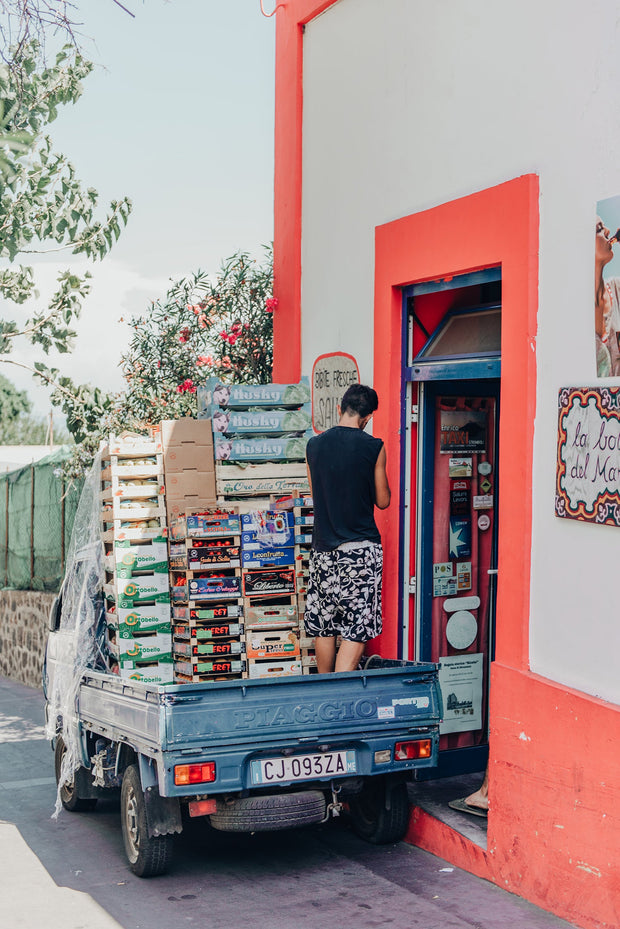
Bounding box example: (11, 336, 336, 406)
(301, 0, 620, 704)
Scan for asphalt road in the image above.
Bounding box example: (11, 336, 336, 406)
(0, 674, 577, 929)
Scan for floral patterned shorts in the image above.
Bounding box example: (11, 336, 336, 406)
(304, 542, 383, 643)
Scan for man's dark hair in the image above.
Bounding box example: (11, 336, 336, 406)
(340, 384, 379, 418)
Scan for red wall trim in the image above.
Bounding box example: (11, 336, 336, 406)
(273, 0, 341, 381)
(373, 176, 539, 670)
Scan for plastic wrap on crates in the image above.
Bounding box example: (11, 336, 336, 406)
(44, 452, 109, 818)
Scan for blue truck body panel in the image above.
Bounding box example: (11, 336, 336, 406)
(76, 662, 441, 798)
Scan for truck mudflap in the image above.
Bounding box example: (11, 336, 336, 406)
(144, 785, 183, 839)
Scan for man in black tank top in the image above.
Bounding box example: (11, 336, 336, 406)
(305, 384, 391, 672)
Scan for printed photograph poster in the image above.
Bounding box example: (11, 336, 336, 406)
(596, 196, 620, 377)
(556, 386, 620, 527)
(438, 653, 483, 735)
(439, 409, 486, 455)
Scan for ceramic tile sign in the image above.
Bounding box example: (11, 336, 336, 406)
(556, 386, 620, 526)
(438, 653, 483, 734)
(312, 352, 360, 433)
(440, 409, 486, 455)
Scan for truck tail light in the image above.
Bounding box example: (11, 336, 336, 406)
(174, 762, 216, 786)
(394, 739, 432, 761)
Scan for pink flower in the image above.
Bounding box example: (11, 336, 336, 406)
(220, 330, 228, 340)
(179, 326, 191, 344)
(227, 334, 238, 346)
(265, 297, 278, 314)
(231, 323, 242, 334)
(221, 356, 232, 368)
(198, 314, 208, 329)
(196, 355, 213, 366)
(188, 305, 201, 315)
(176, 378, 197, 393)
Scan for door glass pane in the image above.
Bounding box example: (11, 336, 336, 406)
(417, 308, 501, 359)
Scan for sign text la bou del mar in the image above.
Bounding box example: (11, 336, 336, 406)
(556, 386, 620, 526)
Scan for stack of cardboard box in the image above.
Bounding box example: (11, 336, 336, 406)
(161, 419, 216, 521)
(100, 431, 173, 684)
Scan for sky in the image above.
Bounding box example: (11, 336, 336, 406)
(4, 0, 276, 418)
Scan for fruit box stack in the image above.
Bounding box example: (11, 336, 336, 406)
(161, 418, 216, 522)
(241, 509, 302, 679)
(273, 492, 318, 674)
(197, 379, 312, 498)
(100, 431, 173, 685)
(168, 506, 247, 683)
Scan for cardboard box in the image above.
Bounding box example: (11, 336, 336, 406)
(166, 471, 215, 494)
(247, 659, 302, 679)
(164, 445, 215, 474)
(214, 433, 311, 463)
(160, 418, 213, 448)
(188, 546, 241, 570)
(241, 511, 294, 549)
(211, 406, 312, 436)
(188, 575, 241, 601)
(174, 621, 244, 639)
(246, 630, 300, 660)
(167, 493, 218, 523)
(244, 604, 297, 628)
(174, 657, 244, 676)
(114, 538, 168, 574)
(118, 624, 173, 662)
(115, 573, 170, 608)
(241, 549, 295, 569)
(173, 604, 242, 621)
(173, 639, 244, 657)
(186, 510, 241, 538)
(198, 378, 311, 412)
(116, 603, 172, 630)
(243, 567, 296, 598)
(120, 655, 174, 684)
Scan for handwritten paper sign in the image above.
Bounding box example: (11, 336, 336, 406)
(556, 386, 620, 526)
(311, 352, 360, 433)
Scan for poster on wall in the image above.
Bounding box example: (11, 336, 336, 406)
(438, 653, 483, 735)
(439, 409, 486, 454)
(556, 386, 620, 526)
(595, 196, 620, 377)
(311, 352, 360, 432)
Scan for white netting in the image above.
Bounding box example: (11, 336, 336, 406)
(45, 452, 107, 818)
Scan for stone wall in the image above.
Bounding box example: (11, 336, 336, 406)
(0, 590, 54, 689)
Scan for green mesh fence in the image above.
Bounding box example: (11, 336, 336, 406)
(0, 449, 84, 592)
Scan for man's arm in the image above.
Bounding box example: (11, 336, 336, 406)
(374, 445, 391, 509)
(306, 460, 313, 497)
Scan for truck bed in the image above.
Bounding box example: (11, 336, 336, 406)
(76, 660, 441, 797)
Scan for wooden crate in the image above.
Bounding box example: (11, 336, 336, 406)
(216, 462, 309, 498)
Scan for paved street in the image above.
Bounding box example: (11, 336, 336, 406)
(0, 674, 578, 929)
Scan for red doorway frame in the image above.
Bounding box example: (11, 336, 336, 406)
(372, 175, 539, 668)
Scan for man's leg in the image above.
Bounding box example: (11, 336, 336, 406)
(314, 635, 337, 673)
(335, 639, 366, 672)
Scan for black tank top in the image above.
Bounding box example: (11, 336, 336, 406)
(306, 426, 384, 552)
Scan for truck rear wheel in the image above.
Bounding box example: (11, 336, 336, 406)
(348, 778, 410, 844)
(54, 736, 97, 812)
(121, 764, 174, 877)
(210, 790, 326, 832)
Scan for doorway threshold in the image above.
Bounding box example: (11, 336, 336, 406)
(407, 772, 488, 851)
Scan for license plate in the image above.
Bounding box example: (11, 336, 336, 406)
(250, 750, 356, 785)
